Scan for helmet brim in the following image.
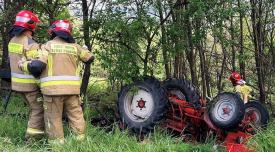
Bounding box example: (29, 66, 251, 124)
(236, 80, 246, 85)
(53, 31, 75, 43)
(8, 26, 27, 37)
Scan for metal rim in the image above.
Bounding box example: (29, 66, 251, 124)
(213, 97, 236, 122)
(124, 86, 154, 122)
(245, 107, 261, 127)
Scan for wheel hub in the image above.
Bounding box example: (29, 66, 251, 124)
(214, 100, 236, 122)
(124, 88, 154, 122)
(248, 111, 257, 121)
(222, 106, 232, 115)
(137, 98, 146, 109)
(245, 107, 261, 125)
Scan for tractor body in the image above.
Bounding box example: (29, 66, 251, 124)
(117, 77, 269, 152)
(165, 95, 252, 152)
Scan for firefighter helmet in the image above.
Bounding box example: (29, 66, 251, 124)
(229, 71, 242, 85)
(48, 20, 72, 35)
(14, 10, 40, 32)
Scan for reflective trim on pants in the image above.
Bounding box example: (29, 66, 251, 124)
(23, 91, 44, 133)
(75, 134, 85, 141)
(26, 127, 44, 135)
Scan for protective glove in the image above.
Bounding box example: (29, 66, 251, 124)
(18, 57, 30, 72)
(82, 45, 95, 64)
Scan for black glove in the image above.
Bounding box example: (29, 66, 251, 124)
(27, 60, 46, 78)
(84, 56, 95, 64)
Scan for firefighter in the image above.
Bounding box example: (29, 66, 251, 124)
(19, 20, 94, 144)
(8, 10, 44, 140)
(229, 72, 253, 103)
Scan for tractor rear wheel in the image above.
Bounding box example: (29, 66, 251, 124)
(209, 92, 245, 130)
(162, 78, 201, 108)
(244, 101, 269, 129)
(118, 77, 168, 133)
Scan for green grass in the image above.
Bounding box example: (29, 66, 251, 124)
(248, 122, 275, 152)
(0, 93, 274, 152)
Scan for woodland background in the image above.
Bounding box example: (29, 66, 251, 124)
(0, 0, 274, 151)
(1, 0, 274, 103)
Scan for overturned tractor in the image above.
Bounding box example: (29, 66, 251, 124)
(117, 77, 269, 152)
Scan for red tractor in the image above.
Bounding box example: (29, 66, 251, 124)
(117, 77, 269, 152)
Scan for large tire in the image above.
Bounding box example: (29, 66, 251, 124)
(209, 92, 245, 130)
(118, 77, 168, 133)
(162, 78, 201, 108)
(244, 101, 269, 128)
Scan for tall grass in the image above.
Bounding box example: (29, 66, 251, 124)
(0, 94, 274, 152)
(248, 121, 275, 152)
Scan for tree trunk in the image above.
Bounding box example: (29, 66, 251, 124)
(270, 28, 275, 67)
(0, 0, 27, 88)
(174, 53, 180, 78)
(0, 24, 11, 89)
(194, 19, 207, 97)
(205, 59, 211, 97)
(238, 0, 246, 80)
(250, 0, 266, 103)
(183, 3, 198, 86)
(157, 0, 170, 78)
(46, 0, 54, 24)
(80, 0, 92, 96)
(230, 15, 236, 71)
(218, 48, 227, 94)
(185, 19, 198, 86)
(171, 3, 180, 78)
(0, 27, 9, 70)
(198, 45, 207, 98)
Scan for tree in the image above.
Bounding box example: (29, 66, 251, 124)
(0, 0, 30, 88)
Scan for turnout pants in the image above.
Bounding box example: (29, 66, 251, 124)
(23, 91, 44, 137)
(43, 95, 86, 140)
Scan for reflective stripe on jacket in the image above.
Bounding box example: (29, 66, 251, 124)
(9, 34, 40, 92)
(38, 37, 92, 95)
(11, 72, 37, 83)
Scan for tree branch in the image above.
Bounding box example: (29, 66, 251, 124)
(95, 36, 145, 62)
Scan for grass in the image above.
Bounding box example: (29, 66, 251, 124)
(248, 123, 275, 152)
(0, 91, 274, 152)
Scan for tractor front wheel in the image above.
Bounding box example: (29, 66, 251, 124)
(209, 92, 245, 130)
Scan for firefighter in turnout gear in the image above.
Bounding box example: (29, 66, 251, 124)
(9, 10, 44, 139)
(229, 72, 253, 103)
(19, 20, 94, 144)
